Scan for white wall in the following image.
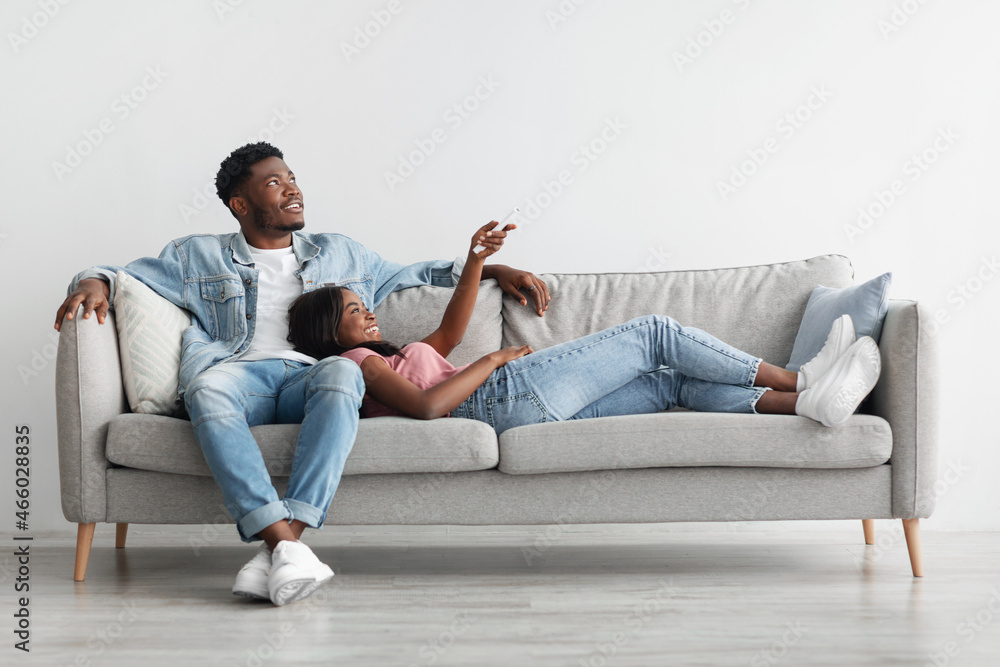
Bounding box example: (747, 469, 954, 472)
(2, 0, 997, 532)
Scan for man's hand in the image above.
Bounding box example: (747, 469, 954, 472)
(55, 278, 111, 331)
(482, 264, 551, 317)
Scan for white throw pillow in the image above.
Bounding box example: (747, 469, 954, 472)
(114, 270, 191, 417)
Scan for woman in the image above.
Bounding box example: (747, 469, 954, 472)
(286, 222, 881, 433)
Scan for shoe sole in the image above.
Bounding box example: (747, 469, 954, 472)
(269, 566, 334, 606)
(822, 338, 881, 427)
(271, 578, 325, 606)
(233, 586, 270, 601)
(803, 316, 856, 388)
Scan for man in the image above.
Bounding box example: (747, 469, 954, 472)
(54, 142, 550, 606)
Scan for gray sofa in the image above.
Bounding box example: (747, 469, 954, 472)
(56, 255, 938, 581)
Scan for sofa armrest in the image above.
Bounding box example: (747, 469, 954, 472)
(867, 299, 940, 519)
(55, 305, 128, 524)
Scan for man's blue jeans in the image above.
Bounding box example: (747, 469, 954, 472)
(451, 315, 767, 434)
(183, 357, 364, 543)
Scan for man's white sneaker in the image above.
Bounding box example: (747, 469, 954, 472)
(268, 540, 334, 606)
(795, 336, 881, 427)
(232, 542, 272, 600)
(798, 314, 856, 392)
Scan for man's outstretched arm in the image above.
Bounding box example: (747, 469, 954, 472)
(54, 241, 188, 331)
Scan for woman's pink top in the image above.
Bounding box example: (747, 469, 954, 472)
(339, 342, 470, 418)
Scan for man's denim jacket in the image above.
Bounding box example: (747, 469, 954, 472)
(68, 230, 462, 399)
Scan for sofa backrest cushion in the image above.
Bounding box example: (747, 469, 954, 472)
(501, 255, 855, 366)
(374, 280, 503, 366)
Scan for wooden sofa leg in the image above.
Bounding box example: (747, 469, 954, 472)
(862, 519, 875, 545)
(116, 523, 128, 548)
(74, 523, 96, 582)
(902, 518, 924, 577)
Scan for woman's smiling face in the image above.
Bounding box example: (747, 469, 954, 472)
(336, 289, 381, 348)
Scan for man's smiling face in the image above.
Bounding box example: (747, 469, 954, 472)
(235, 156, 305, 238)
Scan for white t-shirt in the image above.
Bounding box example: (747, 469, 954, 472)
(238, 245, 317, 364)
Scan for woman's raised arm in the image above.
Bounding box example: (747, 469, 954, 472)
(421, 221, 515, 358)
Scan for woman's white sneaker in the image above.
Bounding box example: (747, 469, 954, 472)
(267, 540, 334, 606)
(232, 542, 272, 600)
(797, 314, 856, 391)
(795, 337, 881, 427)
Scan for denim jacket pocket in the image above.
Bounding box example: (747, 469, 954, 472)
(311, 274, 372, 298)
(336, 274, 373, 298)
(199, 277, 246, 341)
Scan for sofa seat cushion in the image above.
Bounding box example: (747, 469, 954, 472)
(497, 412, 892, 475)
(106, 414, 499, 476)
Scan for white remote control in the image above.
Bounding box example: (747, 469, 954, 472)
(474, 207, 520, 253)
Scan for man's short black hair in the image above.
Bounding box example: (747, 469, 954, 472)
(215, 142, 284, 218)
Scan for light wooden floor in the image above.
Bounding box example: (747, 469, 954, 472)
(10, 525, 1000, 666)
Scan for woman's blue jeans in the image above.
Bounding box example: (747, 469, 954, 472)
(183, 356, 364, 543)
(450, 315, 766, 435)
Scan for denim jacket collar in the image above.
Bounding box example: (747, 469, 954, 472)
(228, 229, 321, 267)
(227, 230, 254, 266)
(291, 232, 321, 265)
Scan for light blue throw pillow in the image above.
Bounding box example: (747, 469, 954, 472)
(785, 272, 892, 372)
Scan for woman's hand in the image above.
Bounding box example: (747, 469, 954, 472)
(489, 345, 534, 368)
(470, 220, 516, 260)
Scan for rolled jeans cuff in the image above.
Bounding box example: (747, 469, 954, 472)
(748, 386, 770, 414)
(238, 500, 291, 543)
(237, 498, 328, 543)
(236, 500, 292, 542)
(285, 498, 326, 530)
(744, 357, 763, 388)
